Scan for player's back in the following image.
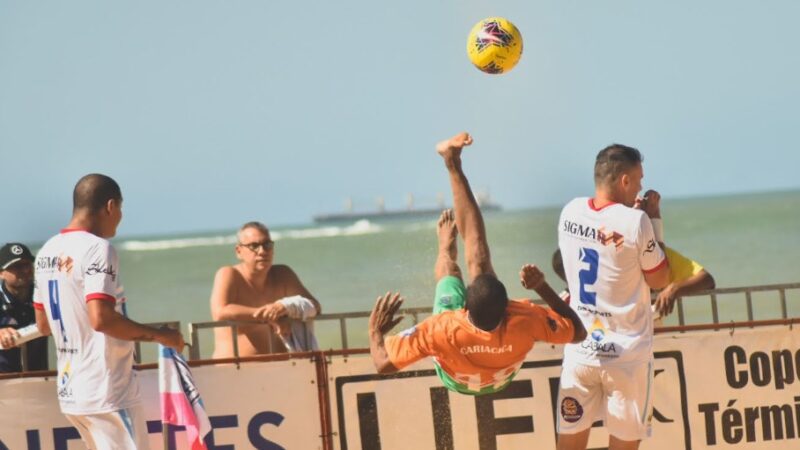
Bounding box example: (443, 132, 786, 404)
(558, 198, 666, 366)
(34, 229, 138, 414)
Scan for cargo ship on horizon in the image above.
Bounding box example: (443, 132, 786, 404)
(312, 192, 501, 224)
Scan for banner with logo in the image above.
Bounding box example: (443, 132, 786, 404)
(2, 325, 798, 449)
(327, 325, 800, 450)
(0, 359, 322, 450)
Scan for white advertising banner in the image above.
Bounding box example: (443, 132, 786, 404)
(2, 325, 798, 449)
(328, 325, 800, 450)
(0, 359, 322, 450)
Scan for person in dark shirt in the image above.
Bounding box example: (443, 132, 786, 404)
(0, 243, 48, 372)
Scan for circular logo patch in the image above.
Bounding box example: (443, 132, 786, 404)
(561, 396, 584, 423)
(10, 245, 23, 256)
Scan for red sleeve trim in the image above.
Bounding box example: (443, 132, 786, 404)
(33, 302, 45, 310)
(85, 293, 116, 303)
(643, 256, 669, 274)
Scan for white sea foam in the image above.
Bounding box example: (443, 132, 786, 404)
(119, 235, 238, 251)
(118, 220, 382, 252)
(273, 219, 382, 240)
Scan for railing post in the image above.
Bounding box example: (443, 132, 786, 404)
(745, 290, 754, 322)
(339, 318, 348, 350)
(232, 324, 239, 358)
(21, 345, 29, 372)
(189, 323, 200, 360)
(780, 289, 788, 319)
(710, 293, 719, 327)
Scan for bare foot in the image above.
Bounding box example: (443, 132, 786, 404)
(437, 209, 458, 261)
(436, 132, 473, 168)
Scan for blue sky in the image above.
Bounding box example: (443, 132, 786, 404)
(2, 1, 799, 243)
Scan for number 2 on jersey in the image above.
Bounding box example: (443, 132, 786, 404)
(578, 247, 599, 306)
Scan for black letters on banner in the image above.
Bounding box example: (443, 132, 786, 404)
(357, 392, 381, 450)
(430, 387, 454, 450)
(725, 345, 748, 389)
(474, 380, 534, 450)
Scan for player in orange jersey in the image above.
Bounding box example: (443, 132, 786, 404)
(369, 132, 586, 395)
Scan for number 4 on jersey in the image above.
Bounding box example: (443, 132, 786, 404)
(48, 280, 68, 343)
(578, 247, 599, 306)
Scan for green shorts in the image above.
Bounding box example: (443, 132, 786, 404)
(432, 276, 513, 395)
(433, 275, 467, 314)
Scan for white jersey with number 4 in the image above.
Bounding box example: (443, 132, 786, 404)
(33, 229, 139, 415)
(558, 198, 666, 366)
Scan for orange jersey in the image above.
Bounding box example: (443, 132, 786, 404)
(385, 300, 575, 392)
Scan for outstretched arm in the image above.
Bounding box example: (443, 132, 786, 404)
(520, 264, 587, 343)
(654, 269, 715, 318)
(88, 300, 185, 350)
(436, 132, 494, 280)
(368, 292, 404, 374)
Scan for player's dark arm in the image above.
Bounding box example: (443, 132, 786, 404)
(654, 269, 715, 317)
(520, 264, 587, 343)
(436, 133, 496, 280)
(87, 299, 185, 350)
(368, 292, 403, 374)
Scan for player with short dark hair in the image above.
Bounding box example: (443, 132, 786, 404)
(34, 173, 185, 450)
(556, 143, 671, 450)
(369, 132, 586, 395)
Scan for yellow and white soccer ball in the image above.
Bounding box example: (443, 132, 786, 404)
(466, 17, 523, 75)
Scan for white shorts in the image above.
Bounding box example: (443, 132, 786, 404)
(557, 358, 654, 442)
(65, 404, 151, 450)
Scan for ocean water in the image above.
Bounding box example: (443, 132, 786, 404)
(112, 190, 800, 360)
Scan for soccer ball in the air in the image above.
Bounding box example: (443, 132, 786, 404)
(466, 17, 523, 75)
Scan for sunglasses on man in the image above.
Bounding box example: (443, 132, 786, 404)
(238, 241, 275, 252)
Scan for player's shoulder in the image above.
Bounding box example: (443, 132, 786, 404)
(561, 197, 590, 214)
(82, 233, 115, 257)
(49, 230, 114, 258)
(506, 299, 545, 316)
(426, 309, 464, 329)
(215, 265, 239, 280)
(399, 310, 456, 337)
(602, 203, 648, 230)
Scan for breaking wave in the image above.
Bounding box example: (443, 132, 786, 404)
(118, 220, 382, 251)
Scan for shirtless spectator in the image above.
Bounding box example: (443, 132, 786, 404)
(210, 221, 321, 358)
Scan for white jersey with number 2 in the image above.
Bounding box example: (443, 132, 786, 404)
(558, 198, 666, 366)
(33, 229, 139, 415)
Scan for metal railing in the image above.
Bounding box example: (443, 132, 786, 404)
(672, 282, 799, 326)
(182, 282, 800, 360)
